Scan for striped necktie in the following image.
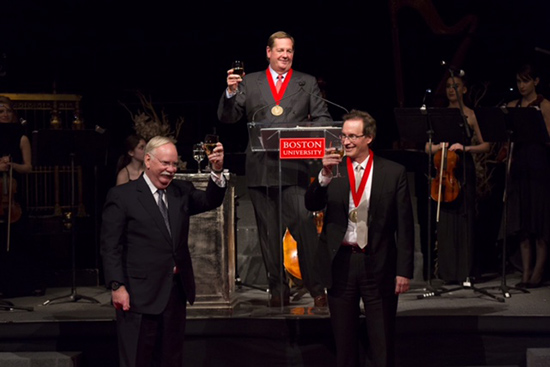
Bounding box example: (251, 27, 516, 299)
(157, 189, 171, 236)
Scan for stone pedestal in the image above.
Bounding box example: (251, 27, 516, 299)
(174, 173, 236, 315)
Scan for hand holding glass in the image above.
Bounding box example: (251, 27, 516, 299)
(328, 140, 344, 177)
(204, 134, 219, 171)
(231, 60, 244, 77)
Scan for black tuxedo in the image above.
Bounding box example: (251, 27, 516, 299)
(218, 69, 331, 301)
(101, 175, 226, 367)
(305, 155, 414, 367)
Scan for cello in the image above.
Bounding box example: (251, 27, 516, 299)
(283, 210, 324, 284)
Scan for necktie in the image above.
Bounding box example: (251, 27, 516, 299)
(157, 189, 171, 236)
(355, 164, 368, 248)
(355, 165, 363, 190)
(276, 75, 283, 92)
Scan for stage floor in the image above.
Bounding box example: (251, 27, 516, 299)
(1, 271, 548, 322)
(0, 272, 548, 367)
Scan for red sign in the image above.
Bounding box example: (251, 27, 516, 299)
(279, 138, 325, 159)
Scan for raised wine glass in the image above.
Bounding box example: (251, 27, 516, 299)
(231, 60, 244, 93)
(204, 134, 219, 171)
(329, 139, 344, 177)
(231, 60, 244, 77)
(193, 143, 205, 173)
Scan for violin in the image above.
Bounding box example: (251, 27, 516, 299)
(431, 144, 460, 203)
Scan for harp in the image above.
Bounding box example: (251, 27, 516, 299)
(389, 0, 479, 107)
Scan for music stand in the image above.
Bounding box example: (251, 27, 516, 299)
(394, 108, 440, 291)
(476, 106, 550, 298)
(409, 108, 504, 302)
(0, 124, 34, 312)
(33, 129, 103, 306)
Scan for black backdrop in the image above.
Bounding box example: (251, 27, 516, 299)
(1, 0, 549, 169)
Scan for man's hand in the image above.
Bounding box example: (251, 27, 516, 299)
(321, 148, 342, 177)
(226, 68, 244, 94)
(112, 286, 130, 311)
(395, 276, 410, 295)
(208, 142, 224, 172)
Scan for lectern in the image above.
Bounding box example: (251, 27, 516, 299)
(247, 120, 342, 308)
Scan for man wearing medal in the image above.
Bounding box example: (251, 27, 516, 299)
(305, 110, 414, 367)
(218, 31, 331, 307)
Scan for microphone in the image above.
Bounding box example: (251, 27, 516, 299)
(440, 60, 465, 77)
(250, 80, 350, 122)
(298, 80, 349, 116)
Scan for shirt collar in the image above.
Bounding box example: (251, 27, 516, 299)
(353, 154, 371, 170)
(142, 172, 159, 195)
(268, 66, 288, 82)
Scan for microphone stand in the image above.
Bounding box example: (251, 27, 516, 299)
(419, 70, 504, 302)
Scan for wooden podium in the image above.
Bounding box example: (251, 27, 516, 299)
(173, 172, 236, 315)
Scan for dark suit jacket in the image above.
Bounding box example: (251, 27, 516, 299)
(305, 155, 415, 295)
(100, 175, 226, 314)
(218, 69, 332, 187)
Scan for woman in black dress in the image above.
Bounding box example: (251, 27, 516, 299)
(425, 74, 490, 283)
(506, 64, 550, 288)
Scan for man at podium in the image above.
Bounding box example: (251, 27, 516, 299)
(218, 31, 332, 307)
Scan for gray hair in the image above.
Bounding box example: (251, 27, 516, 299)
(144, 136, 176, 156)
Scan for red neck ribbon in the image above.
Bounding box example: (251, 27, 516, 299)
(346, 150, 374, 208)
(266, 69, 293, 105)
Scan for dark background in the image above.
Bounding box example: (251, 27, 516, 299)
(1, 0, 549, 287)
(1, 0, 549, 185)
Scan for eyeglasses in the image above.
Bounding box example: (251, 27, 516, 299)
(339, 134, 365, 142)
(149, 153, 178, 168)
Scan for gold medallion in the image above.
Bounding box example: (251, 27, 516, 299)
(271, 105, 284, 116)
(349, 209, 358, 223)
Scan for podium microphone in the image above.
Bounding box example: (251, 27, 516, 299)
(440, 60, 465, 77)
(297, 81, 349, 116)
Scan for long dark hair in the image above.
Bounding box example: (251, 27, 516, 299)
(115, 134, 145, 174)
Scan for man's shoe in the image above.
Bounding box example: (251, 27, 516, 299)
(313, 294, 327, 308)
(268, 295, 290, 307)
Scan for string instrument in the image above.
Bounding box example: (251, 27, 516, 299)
(389, 0, 478, 107)
(431, 144, 460, 221)
(283, 210, 324, 282)
(1, 159, 22, 252)
(0, 161, 22, 224)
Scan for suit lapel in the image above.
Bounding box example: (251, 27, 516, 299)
(136, 177, 172, 244)
(281, 73, 300, 105)
(166, 185, 182, 248)
(339, 159, 352, 213)
(368, 156, 385, 223)
(257, 70, 274, 106)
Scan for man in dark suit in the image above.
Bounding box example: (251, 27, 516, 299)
(100, 136, 226, 367)
(305, 110, 414, 367)
(218, 31, 332, 307)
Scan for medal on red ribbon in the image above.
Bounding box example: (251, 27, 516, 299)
(346, 150, 374, 223)
(266, 69, 293, 116)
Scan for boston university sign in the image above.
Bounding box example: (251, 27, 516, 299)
(279, 138, 325, 159)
